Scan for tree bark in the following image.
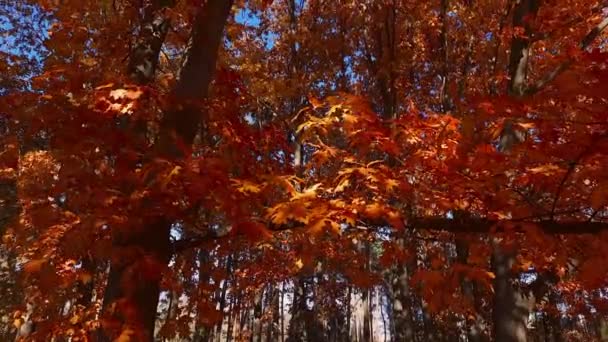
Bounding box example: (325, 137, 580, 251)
(492, 238, 531, 342)
(456, 237, 488, 342)
(388, 237, 415, 342)
(507, 0, 539, 97)
(99, 1, 234, 341)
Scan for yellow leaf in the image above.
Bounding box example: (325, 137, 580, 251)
(295, 258, 304, 270)
(109, 88, 143, 101)
(334, 177, 350, 193)
(69, 314, 81, 325)
(95, 82, 114, 90)
(309, 219, 340, 235)
(268, 202, 310, 225)
(161, 165, 182, 189)
(232, 179, 263, 194)
(516, 122, 535, 129)
(291, 183, 322, 201)
(384, 179, 399, 192)
(528, 164, 561, 175)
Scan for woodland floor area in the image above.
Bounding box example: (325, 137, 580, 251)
(2, 0, 608, 341)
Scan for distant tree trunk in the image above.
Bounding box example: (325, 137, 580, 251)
(286, 280, 304, 341)
(193, 249, 213, 342)
(547, 295, 563, 342)
(361, 288, 373, 342)
(287, 278, 325, 342)
(267, 285, 278, 342)
(346, 286, 352, 340)
(387, 235, 415, 342)
(326, 276, 348, 342)
(380, 291, 388, 342)
(217, 254, 233, 340)
(280, 282, 285, 342)
(438, 0, 451, 112)
(99, 1, 234, 341)
(456, 237, 488, 342)
(305, 279, 326, 342)
(252, 288, 263, 342)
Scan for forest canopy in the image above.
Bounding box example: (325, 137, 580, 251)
(1, 0, 608, 341)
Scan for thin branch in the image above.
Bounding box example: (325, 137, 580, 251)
(551, 134, 608, 219)
(526, 16, 608, 95)
(488, 1, 513, 95)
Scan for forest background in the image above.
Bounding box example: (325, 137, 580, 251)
(2, 0, 608, 341)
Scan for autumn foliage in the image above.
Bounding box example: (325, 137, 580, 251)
(2, 0, 608, 341)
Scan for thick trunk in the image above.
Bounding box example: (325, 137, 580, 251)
(492, 239, 530, 342)
(100, 1, 234, 340)
(100, 220, 171, 341)
(491, 2, 540, 340)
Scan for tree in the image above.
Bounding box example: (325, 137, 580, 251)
(2, 0, 608, 341)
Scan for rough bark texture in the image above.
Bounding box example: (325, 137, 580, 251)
(507, 0, 539, 97)
(388, 238, 415, 342)
(456, 237, 489, 342)
(492, 239, 531, 342)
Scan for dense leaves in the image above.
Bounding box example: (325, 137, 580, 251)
(2, 0, 608, 341)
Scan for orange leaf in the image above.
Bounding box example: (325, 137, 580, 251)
(591, 181, 608, 209)
(23, 259, 45, 273)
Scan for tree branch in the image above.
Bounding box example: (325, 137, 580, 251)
(408, 216, 608, 234)
(526, 16, 608, 95)
(172, 215, 608, 253)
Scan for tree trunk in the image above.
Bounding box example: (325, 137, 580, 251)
(456, 237, 488, 342)
(491, 2, 540, 341)
(287, 279, 306, 342)
(361, 288, 373, 342)
(387, 235, 416, 342)
(492, 239, 530, 342)
(99, 1, 234, 341)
